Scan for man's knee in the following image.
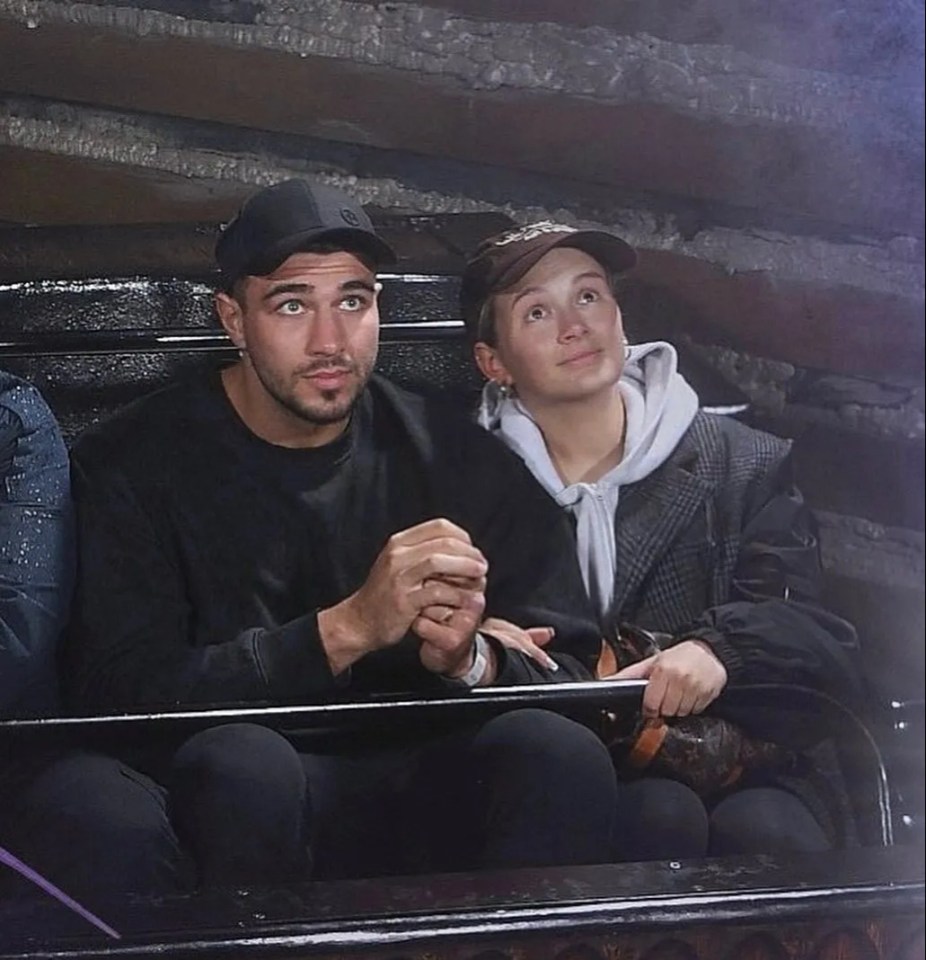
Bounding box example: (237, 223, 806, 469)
(470, 708, 617, 811)
(474, 708, 613, 774)
(8, 751, 185, 898)
(168, 724, 309, 885)
(464, 709, 616, 868)
(171, 723, 304, 797)
(169, 724, 306, 839)
(24, 751, 170, 840)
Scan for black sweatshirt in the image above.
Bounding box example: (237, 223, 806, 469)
(65, 371, 601, 712)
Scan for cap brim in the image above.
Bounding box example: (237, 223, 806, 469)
(244, 227, 397, 279)
(495, 230, 637, 292)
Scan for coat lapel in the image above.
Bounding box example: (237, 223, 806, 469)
(611, 436, 711, 614)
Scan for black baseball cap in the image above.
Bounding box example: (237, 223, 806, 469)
(460, 220, 637, 341)
(215, 179, 397, 287)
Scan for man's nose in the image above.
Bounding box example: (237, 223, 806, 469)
(305, 306, 345, 355)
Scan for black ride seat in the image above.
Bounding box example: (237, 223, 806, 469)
(0, 214, 919, 960)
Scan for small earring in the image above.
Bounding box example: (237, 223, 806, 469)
(495, 381, 512, 399)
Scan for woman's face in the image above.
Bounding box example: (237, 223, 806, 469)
(475, 246, 626, 409)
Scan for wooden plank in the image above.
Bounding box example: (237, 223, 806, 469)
(632, 249, 924, 380)
(0, 16, 920, 233)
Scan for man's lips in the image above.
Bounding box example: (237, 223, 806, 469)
(300, 366, 353, 386)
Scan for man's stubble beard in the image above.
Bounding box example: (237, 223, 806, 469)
(252, 352, 377, 427)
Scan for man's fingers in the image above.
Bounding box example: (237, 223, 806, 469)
(406, 549, 488, 587)
(421, 603, 456, 625)
(387, 518, 474, 548)
(412, 579, 483, 613)
(414, 594, 485, 648)
(437, 573, 487, 590)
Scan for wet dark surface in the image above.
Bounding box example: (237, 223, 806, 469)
(0, 266, 749, 444)
(0, 846, 921, 957)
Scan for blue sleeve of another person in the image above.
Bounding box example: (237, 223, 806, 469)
(0, 370, 74, 718)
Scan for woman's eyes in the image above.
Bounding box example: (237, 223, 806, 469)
(523, 289, 601, 322)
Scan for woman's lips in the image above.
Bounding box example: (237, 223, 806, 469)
(560, 348, 602, 367)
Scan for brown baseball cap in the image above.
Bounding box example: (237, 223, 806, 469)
(460, 220, 637, 341)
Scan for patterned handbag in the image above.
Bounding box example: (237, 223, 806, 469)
(598, 624, 800, 797)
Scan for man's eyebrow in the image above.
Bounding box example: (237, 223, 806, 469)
(262, 282, 309, 303)
(260, 278, 376, 302)
(341, 279, 377, 293)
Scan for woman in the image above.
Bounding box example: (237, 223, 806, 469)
(461, 221, 865, 860)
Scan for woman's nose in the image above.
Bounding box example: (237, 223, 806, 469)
(557, 307, 588, 341)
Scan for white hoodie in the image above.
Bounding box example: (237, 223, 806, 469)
(478, 341, 698, 621)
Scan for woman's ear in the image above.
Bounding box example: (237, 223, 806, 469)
(215, 291, 245, 350)
(473, 341, 510, 385)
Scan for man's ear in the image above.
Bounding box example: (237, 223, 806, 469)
(215, 291, 245, 350)
(473, 342, 510, 385)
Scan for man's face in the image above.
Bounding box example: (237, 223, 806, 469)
(475, 246, 626, 410)
(216, 250, 380, 441)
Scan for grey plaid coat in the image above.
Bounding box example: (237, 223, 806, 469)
(609, 410, 862, 731)
(608, 411, 866, 842)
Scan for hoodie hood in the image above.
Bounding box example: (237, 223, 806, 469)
(479, 341, 698, 619)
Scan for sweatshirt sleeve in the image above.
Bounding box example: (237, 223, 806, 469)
(0, 374, 73, 718)
(65, 452, 340, 713)
(679, 453, 864, 709)
(456, 432, 602, 684)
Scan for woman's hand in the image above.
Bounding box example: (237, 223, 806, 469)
(611, 639, 727, 718)
(479, 616, 558, 672)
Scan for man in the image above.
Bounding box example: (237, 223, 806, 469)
(64, 180, 617, 888)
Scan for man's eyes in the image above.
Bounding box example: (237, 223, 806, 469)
(340, 294, 369, 311)
(271, 295, 370, 315)
(277, 299, 304, 315)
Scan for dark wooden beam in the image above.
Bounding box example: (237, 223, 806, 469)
(630, 249, 923, 380)
(0, 145, 249, 226)
(0, 16, 920, 234)
(370, 0, 925, 78)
